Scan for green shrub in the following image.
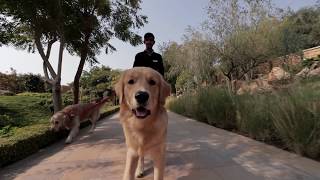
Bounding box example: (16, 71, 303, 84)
(0, 115, 15, 128)
(236, 94, 277, 141)
(167, 93, 199, 118)
(270, 87, 320, 158)
(302, 58, 319, 68)
(0, 124, 67, 167)
(168, 81, 320, 160)
(198, 87, 236, 129)
(16, 92, 51, 98)
(0, 125, 16, 137)
(168, 87, 237, 129)
(0, 107, 119, 167)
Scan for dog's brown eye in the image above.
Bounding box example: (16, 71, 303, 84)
(149, 79, 156, 85)
(55, 121, 59, 124)
(128, 79, 134, 84)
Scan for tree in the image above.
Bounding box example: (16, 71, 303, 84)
(21, 74, 46, 93)
(285, 7, 320, 49)
(0, 0, 147, 110)
(0, 0, 66, 112)
(80, 65, 120, 98)
(202, 0, 286, 83)
(160, 41, 183, 94)
(65, 0, 147, 104)
(160, 29, 217, 94)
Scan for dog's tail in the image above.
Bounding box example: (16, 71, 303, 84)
(94, 97, 110, 108)
(79, 97, 110, 117)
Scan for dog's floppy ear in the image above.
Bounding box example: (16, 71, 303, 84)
(159, 76, 171, 106)
(63, 114, 74, 129)
(115, 71, 125, 104)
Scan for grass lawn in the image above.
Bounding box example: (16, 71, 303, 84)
(0, 94, 118, 140)
(0, 93, 119, 167)
(0, 95, 52, 139)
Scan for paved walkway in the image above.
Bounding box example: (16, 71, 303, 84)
(1, 112, 320, 180)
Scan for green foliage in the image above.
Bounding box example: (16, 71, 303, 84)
(167, 93, 202, 120)
(0, 115, 14, 127)
(0, 123, 66, 167)
(235, 94, 276, 141)
(0, 101, 119, 167)
(175, 71, 196, 95)
(80, 65, 120, 97)
(0, 95, 51, 134)
(199, 87, 237, 129)
(64, 0, 147, 64)
(302, 57, 320, 68)
(0, 70, 47, 94)
(270, 85, 320, 158)
(0, 125, 15, 138)
(21, 74, 46, 92)
(160, 30, 217, 94)
(168, 87, 237, 129)
(286, 7, 320, 49)
(168, 78, 320, 160)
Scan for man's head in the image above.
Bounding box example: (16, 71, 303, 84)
(144, 32, 155, 50)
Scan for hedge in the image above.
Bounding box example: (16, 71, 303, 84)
(0, 106, 119, 167)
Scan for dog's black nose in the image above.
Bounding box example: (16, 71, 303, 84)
(135, 91, 149, 104)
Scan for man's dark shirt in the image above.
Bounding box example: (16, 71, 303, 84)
(133, 51, 164, 76)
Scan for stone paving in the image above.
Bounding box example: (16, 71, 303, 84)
(1, 112, 320, 180)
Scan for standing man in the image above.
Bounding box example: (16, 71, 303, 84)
(133, 32, 164, 76)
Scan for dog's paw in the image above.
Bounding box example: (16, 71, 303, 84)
(136, 172, 144, 178)
(88, 129, 94, 134)
(65, 137, 73, 144)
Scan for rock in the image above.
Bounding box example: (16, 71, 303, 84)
(310, 61, 319, 70)
(267, 67, 290, 82)
(236, 79, 272, 95)
(308, 67, 320, 77)
(296, 67, 310, 78)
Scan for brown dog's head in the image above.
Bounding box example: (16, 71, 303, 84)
(115, 67, 171, 119)
(50, 111, 74, 131)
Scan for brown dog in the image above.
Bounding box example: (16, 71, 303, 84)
(50, 97, 109, 144)
(115, 67, 171, 180)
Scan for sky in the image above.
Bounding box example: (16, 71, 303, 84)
(0, 0, 318, 84)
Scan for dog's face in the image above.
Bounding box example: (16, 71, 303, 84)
(50, 112, 69, 131)
(115, 67, 170, 119)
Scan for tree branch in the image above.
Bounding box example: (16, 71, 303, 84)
(34, 33, 57, 78)
(43, 61, 54, 84)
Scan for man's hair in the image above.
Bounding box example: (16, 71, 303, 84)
(144, 32, 155, 40)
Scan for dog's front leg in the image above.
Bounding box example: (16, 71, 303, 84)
(135, 156, 144, 178)
(89, 110, 99, 133)
(65, 118, 80, 144)
(151, 146, 166, 180)
(123, 148, 139, 180)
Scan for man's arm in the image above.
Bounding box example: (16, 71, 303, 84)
(133, 53, 141, 67)
(158, 55, 165, 76)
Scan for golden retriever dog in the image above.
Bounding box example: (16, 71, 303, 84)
(50, 97, 109, 144)
(115, 67, 171, 180)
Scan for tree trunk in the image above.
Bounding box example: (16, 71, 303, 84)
(52, 80, 62, 112)
(73, 56, 86, 104)
(73, 33, 90, 104)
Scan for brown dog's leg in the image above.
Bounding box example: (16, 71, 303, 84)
(65, 118, 80, 144)
(151, 146, 166, 180)
(135, 156, 144, 178)
(89, 109, 99, 133)
(123, 148, 139, 180)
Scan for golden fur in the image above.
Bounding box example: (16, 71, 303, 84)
(115, 67, 171, 180)
(50, 98, 108, 144)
